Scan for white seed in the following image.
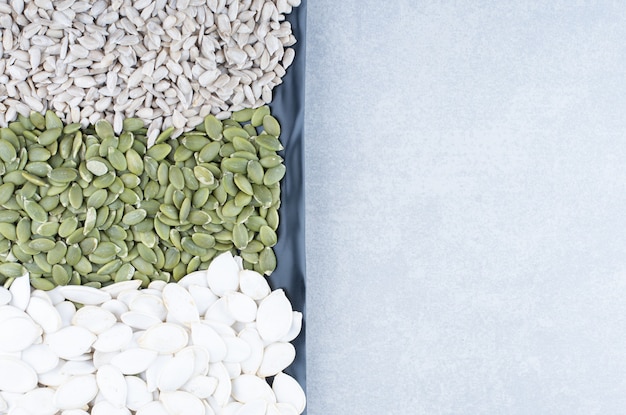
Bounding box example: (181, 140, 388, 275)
(53, 375, 98, 410)
(0, 356, 38, 393)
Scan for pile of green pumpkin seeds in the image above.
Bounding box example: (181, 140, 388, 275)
(0, 106, 285, 289)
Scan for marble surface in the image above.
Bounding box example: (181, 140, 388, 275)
(304, 2, 626, 414)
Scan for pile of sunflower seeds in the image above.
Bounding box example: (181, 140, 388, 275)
(0, 107, 284, 289)
(0, 0, 300, 140)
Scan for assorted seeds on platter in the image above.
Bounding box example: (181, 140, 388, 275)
(0, 0, 304, 414)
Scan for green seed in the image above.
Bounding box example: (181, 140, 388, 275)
(234, 173, 254, 195)
(126, 148, 144, 176)
(262, 115, 281, 137)
(198, 141, 221, 163)
(65, 245, 82, 266)
(155, 126, 175, 144)
(223, 127, 249, 141)
(47, 242, 68, 265)
(263, 164, 286, 186)
(86, 157, 109, 176)
(193, 165, 215, 186)
(137, 243, 157, 264)
(68, 184, 83, 210)
(30, 277, 56, 290)
(115, 263, 135, 282)
(182, 135, 210, 152)
(147, 143, 172, 161)
(36, 221, 60, 237)
(107, 147, 128, 171)
(222, 157, 248, 174)
(0, 262, 25, 278)
(204, 115, 223, 139)
(232, 108, 254, 123)
(29, 238, 56, 252)
(87, 189, 108, 208)
(123, 118, 144, 132)
(23, 199, 48, 222)
(168, 166, 185, 190)
(45, 110, 63, 129)
(191, 233, 215, 249)
(37, 128, 62, 146)
(258, 247, 277, 275)
(188, 210, 211, 226)
(255, 134, 283, 151)
(122, 209, 147, 226)
(232, 223, 249, 249)
(95, 120, 115, 140)
(48, 167, 78, 183)
(251, 106, 270, 127)
(0, 139, 17, 163)
(0, 183, 15, 205)
(259, 225, 277, 247)
(52, 264, 70, 286)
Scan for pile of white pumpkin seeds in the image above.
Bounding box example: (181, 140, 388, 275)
(0, 0, 305, 413)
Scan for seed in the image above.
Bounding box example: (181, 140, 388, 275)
(125, 149, 144, 176)
(204, 115, 223, 139)
(263, 164, 286, 186)
(222, 157, 248, 174)
(262, 115, 281, 137)
(258, 247, 277, 275)
(255, 134, 283, 151)
(123, 118, 144, 132)
(23, 200, 48, 222)
(48, 167, 78, 183)
(0, 263, 25, 278)
(29, 238, 56, 252)
(147, 143, 172, 161)
(86, 158, 109, 176)
(251, 106, 270, 127)
(115, 263, 135, 282)
(95, 120, 115, 140)
(47, 241, 68, 265)
(168, 166, 185, 190)
(52, 264, 70, 286)
(87, 189, 108, 208)
(37, 128, 62, 146)
(122, 209, 147, 226)
(0, 139, 17, 163)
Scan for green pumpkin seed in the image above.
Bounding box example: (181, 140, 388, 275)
(234, 173, 254, 195)
(259, 225, 277, 247)
(193, 165, 215, 186)
(36, 128, 62, 146)
(95, 120, 115, 140)
(262, 115, 281, 137)
(29, 238, 56, 252)
(125, 148, 143, 175)
(155, 126, 175, 144)
(198, 141, 221, 163)
(45, 110, 63, 129)
(188, 210, 211, 226)
(23, 199, 47, 222)
(30, 276, 55, 290)
(147, 143, 172, 161)
(137, 243, 157, 264)
(222, 157, 248, 174)
(168, 166, 185, 190)
(263, 164, 286, 186)
(51, 264, 70, 286)
(122, 209, 147, 226)
(115, 263, 135, 282)
(251, 106, 270, 127)
(0, 262, 25, 278)
(66, 228, 87, 244)
(123, 118, 144, 132)
(0, 183, 15, 205)
(258, 247, 277, 275)
(204, 115, 223, 139)
(0, 139, 17, 163)
(65, 245, 81, 266)
(85, 157, 109, 176)
(47, 242, 68, 265)
(232, 223, 249, 249)
(255, 134, 283, 151)
(36, 221, 60, 237)
(86, 188, 108, 208)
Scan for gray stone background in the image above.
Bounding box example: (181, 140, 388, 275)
(304, 1, 626, 414)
